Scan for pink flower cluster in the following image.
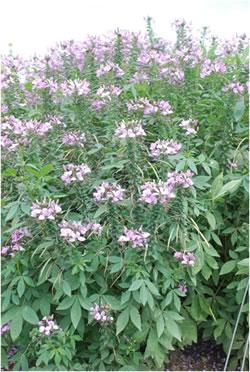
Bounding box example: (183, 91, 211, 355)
(96, 85, 122, 98)
(39, 315, 60, 336)
(60, 79, 90, 96)
(118, 227, 150, 248)
(91, 85, 122, 110)
(174, 251, 196, 266)
(1, 135, 18, 152)
(167, 170, 194, 188)
(139, 181, 175, 205)
(1, 227, 31, 257)
(150, 139, 182, 157)
(96, 62, 124, 77)
(159, 67, 185, 85)
(200, 59, 226, 78)
(31, 199, 62, 220)
(93, 182, 126, 203)
(59, 220, 102, 243)
(63, 131, 86, 147)
(1, 116, 54, 151)
(127, 98, 173, 116)
(179, 119, 198, 135)
(90, 304, 114, 324)
(115, 120, 146, 138)
(61, 164, 91, 185)
(140, 170, 193, 205)
(223, 82, 245, 94)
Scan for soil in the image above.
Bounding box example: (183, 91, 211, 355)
(165, 340, 229, 371)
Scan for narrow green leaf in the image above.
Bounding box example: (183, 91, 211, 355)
(62, 280, 72, 297)
(116, 308, 130, 335)
(17, 278, 25, 298)
(165, 318, 182, 341)
(206, 212, 216, 230)
(156, 314, 165, 338)
(233, 96, 245, 122)
(70, 299, 82, 329)
(139, 283, 148, 306)
(128, 279, 143, 291)
(10, 315, 23, 341)
(130, 306, 141, 331)
(145, 280, 160, 296)
(213, 179, 242, 200)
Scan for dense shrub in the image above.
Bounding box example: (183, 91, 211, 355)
(1, 18, 249, 371)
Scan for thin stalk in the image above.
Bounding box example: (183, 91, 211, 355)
(223, 281, 249, 371)
(240, 334, 249, 372)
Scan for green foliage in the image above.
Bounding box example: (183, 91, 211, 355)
(1, 19, 248, 371)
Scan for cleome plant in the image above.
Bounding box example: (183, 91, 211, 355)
(1, 18, 249, 371)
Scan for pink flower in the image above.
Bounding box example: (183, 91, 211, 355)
(118, 227, 150, 248)
(63, 131, 86, 147)
(179, 119, 198, 135)
(174, 251, 196, 266)
(38, 315, 61, 336)
(59, 220, 102, 243)
(31, 199, 62, 220)
(93, 182, 126, 203)
(61, 164, 91, 185)
(115, 120, 146, 138)
(223, 82, 245, 94)
(90, 304, 113, 324)
(150, 140, 182, 157)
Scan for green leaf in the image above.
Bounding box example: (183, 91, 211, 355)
(108, 256, 121, 263)
(110, 261, 123, 274)
(57, 296, 74, 310)
(1, 306, 21, 324)
(5, 203, 19, 222)
(40, 297, 50, 316)
(70, 299, 82, 329)
(17, 278, 25, 298)
(165, 318, 182, 341)
(144, 328, 158, 358)
(121, 291, 131, 305)
(187, 158, 197, 174)
(203, 243, 220, 257)
(237, 258, 249, 267)
(130, 306, 141, 331)
(2, 168, 17, 177)
(206, 212, 216, 230)
(211, 232, 222, 246)
(156, 314, 165, 338)
(22, 306, 39, 325)
(139, 283, 148, 306)
(10, 314, 23, 341)
(94, 204, 108, 218)
(213, 179, 242, 200)
(145, 280, 160, 296)
(233, 96, 245, 122)
(39, 164, 54, 177)
(128, 279, 144, 291)
(116, 308, 130, 335)
(62, 280, 72, 297)
(220, 260, 236, 275)
(210, 173, 223, 199)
